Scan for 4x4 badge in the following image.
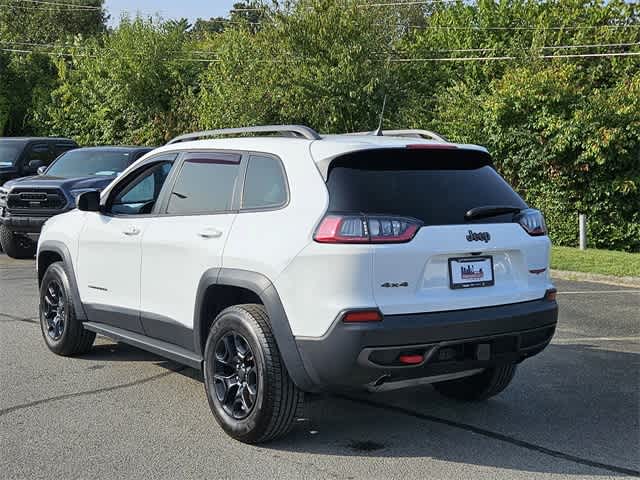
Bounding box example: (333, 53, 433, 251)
(381, 282, 409, 288)
(466, 230, 491, 243)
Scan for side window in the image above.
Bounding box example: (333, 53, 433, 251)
(166, 152, 241, 215)
(110, 161, 172, 215)
(53, 143, 76, 158)
(242, 155, 288, 209)
(26, 143, 50, 163)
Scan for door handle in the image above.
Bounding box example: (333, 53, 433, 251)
(198, 228, 223, 239)
(122, 226, 140, 236)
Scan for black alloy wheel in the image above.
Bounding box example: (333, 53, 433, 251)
(213, 331, 258, 420)
(42, 279, 66, 341)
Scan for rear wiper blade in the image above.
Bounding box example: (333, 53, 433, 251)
(465, 205, 522, 221)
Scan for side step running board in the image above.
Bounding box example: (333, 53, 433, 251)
(83, 321, 203, 370)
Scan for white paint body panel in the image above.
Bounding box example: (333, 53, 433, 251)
(76, 213, 151, 310)
(223, 142, 328, 281)
(370, 224, 553, 316)
(139, 213, 236, 328)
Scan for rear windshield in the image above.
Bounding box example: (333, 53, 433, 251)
(46, 150, 132, 178)
(327, 149, 527, 226)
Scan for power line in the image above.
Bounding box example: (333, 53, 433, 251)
(2, 2, 638, 33)
(396, 41, 640, 54)
(358, 0, 455, 6)
(390, 51, 640, 61)
(3, 44, 639, 63)
(6, 0, 100, 9)
(406, 24, 640, 30)
(3, 39, 637, 55)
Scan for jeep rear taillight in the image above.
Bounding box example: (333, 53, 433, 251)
(314, 214, 422, 244)
(516, 208, 547, 236)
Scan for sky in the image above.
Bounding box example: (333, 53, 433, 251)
(104, 0, 237, 26)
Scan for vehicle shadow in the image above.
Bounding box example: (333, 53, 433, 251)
(80, 338, 639, 476)
(266, 343, 640, 477)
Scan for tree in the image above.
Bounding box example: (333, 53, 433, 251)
(47, 18, 204, 145)
(0, 0, 107, 135)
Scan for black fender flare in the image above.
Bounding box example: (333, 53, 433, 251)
(193, 268, 317, 392)
(37, 240, 88, 321)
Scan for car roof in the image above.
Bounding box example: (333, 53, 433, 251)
(125, 127, 490, 182)
(68, 146, 154, 153)
(144, 134, 488, 163)
(0, 137, 75, 143)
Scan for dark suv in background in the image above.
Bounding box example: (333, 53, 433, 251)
(0, 146, 153, 258)
(0, 137, 78, 185)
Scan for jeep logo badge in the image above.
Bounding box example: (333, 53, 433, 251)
(466, 230, 491, 243)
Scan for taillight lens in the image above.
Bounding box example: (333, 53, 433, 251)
(516, 209, 547, 236)
(314, 214, 422, 244)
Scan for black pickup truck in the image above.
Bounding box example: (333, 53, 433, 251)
(0, 146, 153, 258)
(0, 137, 79, 185)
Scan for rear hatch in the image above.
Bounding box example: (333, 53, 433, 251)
(325, 147, 552, 315)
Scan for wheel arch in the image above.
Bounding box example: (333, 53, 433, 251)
(194, 268, 316, 392)
(37, 240, 87, 321)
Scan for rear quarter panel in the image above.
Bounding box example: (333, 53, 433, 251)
(223, 143, 329, 282)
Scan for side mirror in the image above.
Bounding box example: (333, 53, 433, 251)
(37, 166, 47, 175)
(76, 190, 101, 212)
(28, 160, 45, 173)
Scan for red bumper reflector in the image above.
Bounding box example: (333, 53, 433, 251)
(342, 310, 382, 322)
(399, 354, 424, 365)
(545, 288, 557, 301)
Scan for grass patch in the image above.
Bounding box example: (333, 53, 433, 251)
(551, 246, 640, 277)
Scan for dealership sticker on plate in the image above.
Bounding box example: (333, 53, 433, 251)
(448, 256, 494, 289)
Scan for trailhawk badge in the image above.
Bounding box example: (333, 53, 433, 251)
(466, 230, 491, 243)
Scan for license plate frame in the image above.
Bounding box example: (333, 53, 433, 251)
(448, 256, 495, 290)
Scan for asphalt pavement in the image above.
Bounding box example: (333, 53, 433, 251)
(1, 253, 638, 479)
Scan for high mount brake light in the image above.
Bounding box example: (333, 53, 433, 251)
(516, 208, 548, 236)
(314, 214, 422, 244)
(406, 144, 458, 150)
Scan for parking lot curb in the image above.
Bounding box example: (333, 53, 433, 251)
(551, 269, 640, 288)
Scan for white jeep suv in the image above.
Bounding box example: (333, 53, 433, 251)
(36, 125, 558, 443)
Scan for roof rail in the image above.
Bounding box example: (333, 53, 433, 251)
(166, 125, 321, 144)
(344, 129, 448, 142)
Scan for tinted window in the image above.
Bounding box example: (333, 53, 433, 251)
(110, 162, 172, 215)
(327, 149, 527, 226)
(242, 155, 287, 209)
(46, 150, 133, 178)
(53, 143, 77, 157)
(26, 143, 50, 162)
(0, 141, 25, 166)
(167, 153, 241, 214)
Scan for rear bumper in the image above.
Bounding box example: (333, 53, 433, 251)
(295, 298, 558, 391)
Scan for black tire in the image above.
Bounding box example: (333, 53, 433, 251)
(432, 363, 517, 401)
(203, 304, 303, 444)
(0, 225, 36, 259)
(39, 262, 95, 356)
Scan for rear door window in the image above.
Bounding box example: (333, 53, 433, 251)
(166, 152, 241, 215)
(327, 149, 527, 226)
(26, 143, 50, 163)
